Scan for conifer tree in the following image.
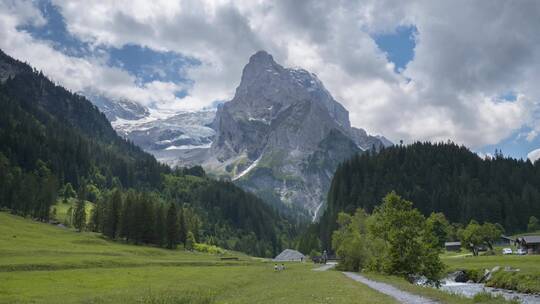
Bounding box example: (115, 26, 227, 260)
(73, 197, 86, 232)
(178, 207, 187, 245)
(120, 191, 135, 241)
(104, 189, 122, 239)
(154, 203, 166, 247)
(166, 203, 179, 249)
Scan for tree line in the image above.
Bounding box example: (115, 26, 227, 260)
(318, 142, 540, 250)
(75, 188, 200, 249)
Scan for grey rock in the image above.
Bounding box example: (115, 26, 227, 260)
(452, 270, 469, 283)
(112, 109, 217, 167)
(89, 94, 150, 121)
(203, 51, 389, 219)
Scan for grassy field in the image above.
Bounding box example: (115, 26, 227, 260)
(0, 212, 396, 304)
(442, 251, 540, 274)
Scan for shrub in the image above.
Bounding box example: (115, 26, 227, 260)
(193, 243, 226, 255)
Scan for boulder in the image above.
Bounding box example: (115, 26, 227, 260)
(453, 270, 469, 283)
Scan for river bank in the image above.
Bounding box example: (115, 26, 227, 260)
(442, 252, 540, 294)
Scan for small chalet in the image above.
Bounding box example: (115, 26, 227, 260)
(273, 249, 305, 262)
(444, 241, 461, 252)
(494, 235, 515, 246)
(516, 235, 540, 254)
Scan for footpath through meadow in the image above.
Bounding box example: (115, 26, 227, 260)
(342, 272, 440, 304)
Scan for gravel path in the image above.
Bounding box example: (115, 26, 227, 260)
(343, 272, 440, 304)
(312, 262, 336, 271)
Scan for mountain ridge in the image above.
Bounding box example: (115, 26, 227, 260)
(203, 50, 391, 219)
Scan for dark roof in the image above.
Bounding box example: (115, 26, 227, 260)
(518, 236, 540, 244)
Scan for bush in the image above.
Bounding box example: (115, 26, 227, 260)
(193, 243, 225, 255)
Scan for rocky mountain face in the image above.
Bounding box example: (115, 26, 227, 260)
(83, 97, 215, 166)
(89, 95, 150, 121)
(203, 51, 390, 220)
(0, 48, 389, 220)
(112, 109, 216, 167)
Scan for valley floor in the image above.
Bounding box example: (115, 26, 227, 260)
(0, 212, 395, 304)
(1, 212, 528, 304)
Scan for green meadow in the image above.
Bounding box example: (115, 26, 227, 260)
(2, 212, 535, 303)
(0, 212, 395, 304)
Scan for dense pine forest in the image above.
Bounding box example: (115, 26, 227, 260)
(315, 142, 540, 249)
(0, 50, 294, 257)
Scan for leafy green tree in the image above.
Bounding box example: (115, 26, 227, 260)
(459, 220, 503, 256)
(480, 222, 503, 251)
(426, 212, 451, 249)
(332, 209, 378, 271)
(460, 220, 483, 256)
(368, 192, 444, 282)
(166, 203, 179, 249)
(528, 216, 540, 232)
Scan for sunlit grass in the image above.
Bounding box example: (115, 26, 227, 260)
(0, 212, 396, 303)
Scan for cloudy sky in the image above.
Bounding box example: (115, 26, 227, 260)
(1, 0, 539, 160)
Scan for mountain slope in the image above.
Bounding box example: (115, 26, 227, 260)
(0, 49, 294, 256)
(0, 50, 168, 191)
(203, 51, 390, 220)
(317, 142, 540, 249)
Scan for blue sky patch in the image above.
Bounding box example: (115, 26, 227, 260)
(373, 25, 417, 72)
(19, 0, 197, 91)
(107, 44, 199, 85)
(477, 126, 537, 160)
(499, 91, 518, 102)
(17, 0, 91, 57)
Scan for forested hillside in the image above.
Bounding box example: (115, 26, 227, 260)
(317, 142, 540, 249)
(0, 49, 294, 257)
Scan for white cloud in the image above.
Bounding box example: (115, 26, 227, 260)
(2, 0, 540, 150)
(0, 0, 187, 108)
(528, 148, 540, 163)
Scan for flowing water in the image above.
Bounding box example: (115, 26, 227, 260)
(439, 280, 540, 304)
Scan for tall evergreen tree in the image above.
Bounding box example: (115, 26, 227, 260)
(73, 197, 86, 232)
(104, 189, 122, 239)
(166, 203, 179, 249)
(178, 207, 187, 246)
(154, 203, 166, 247)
